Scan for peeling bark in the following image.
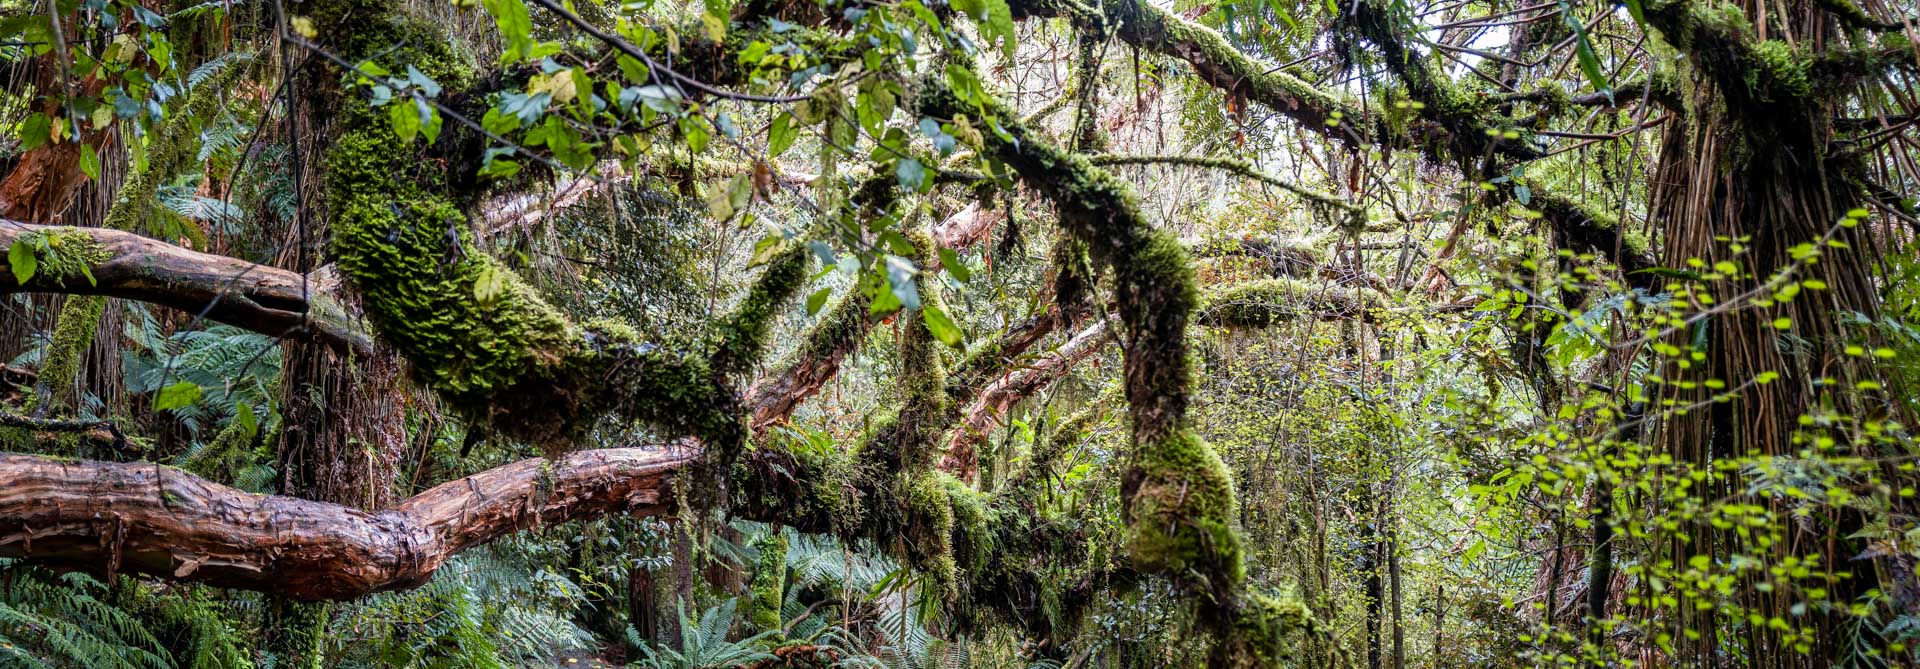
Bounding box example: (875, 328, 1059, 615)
(0, 222, 372, 354)
(0, 448, 692, 599)
(940, 321, 1111, 477)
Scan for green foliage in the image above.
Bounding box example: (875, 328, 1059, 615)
(0, 568, 168, 669)
(630, 599, 777, 669)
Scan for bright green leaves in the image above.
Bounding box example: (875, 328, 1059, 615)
(769, 113, 799, 157)
(388, 101, 421, 143)
(17, 113, 51, 152)
(481, 0, 559, 64)
(7, 239, 37, 285)
(153, 381, 203, 412)
(937, 248, 970, 282)
(1558, 0, 1612, 104)
(700, 0, 731, 41)
(951, 0, 1016, 59)
(353, 59, 447, 147)
(806, 287, 833, 315)
(921, 304, 963, 346)
(894, 158, 928, 192)
(78, 144, 100, 181)
(707, 173, 756, 222)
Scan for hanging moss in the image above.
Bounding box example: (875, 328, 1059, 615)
(1124, 429, 1244, 596)
(709, 245, 811, 377)
(25, 295, 106, 418)
(267, 599, 330, 669)
(747, 534, 787, 636)
(901, 472, 958, 592)
(917, 74, 1273, 657)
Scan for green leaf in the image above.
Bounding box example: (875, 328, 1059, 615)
(1560, 1, 1612, 103)
(769, 112, 797, 158)
(806, 287, 831, 315)
(416, 98, 443, 144)
(922, 304, 964, 347)
(18, 113, 49, 152)
(1462, 539, 1486, 564)
(883, 255, 920, 311)
(154, 381, 203, 412)
(938, 247, 970, 281)
(1621, 0, 1646, 27)
(235, 402, 258, 440)
(482, 0, 538, 63)
(617, 55, 650, 84)
(894, 158, 927, 192)
(7, 240, 37, 284)
(980, 0, 1016, 60)
(78, 144, 99, 181)
(389, 101, 419, 143)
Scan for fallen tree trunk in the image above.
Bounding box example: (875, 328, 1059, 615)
(0, 222, 372, 354)
(0, 447, 692, 599)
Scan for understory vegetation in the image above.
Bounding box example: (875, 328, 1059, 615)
(0, 0, 1918, 665)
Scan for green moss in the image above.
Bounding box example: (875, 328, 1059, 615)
(313, 6, 753, 455)
(583, 317, 641, 346)
(919, 75, 1253, 627)
(1197, 278, 1363, 328)
(709, 245, 811, 377)
(1122, 2, 1369, 139)
(1124, 430, 1244, 595)
(1748, 40, 1811, 101)
(13, 228, 109, 284)
(903, 472, 958, 592)
(747, 534, 788, 635)
(25, 295, 107, 419)
(1219, 593, 1315, 667)
(268, 599, 331, 669)
(943, 475, 995, 576)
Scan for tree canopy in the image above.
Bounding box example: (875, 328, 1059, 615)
(0, 0, 1917, 665)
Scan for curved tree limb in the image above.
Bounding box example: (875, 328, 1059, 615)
(0, 221, 373, 354)
(0, 448, 692, 599)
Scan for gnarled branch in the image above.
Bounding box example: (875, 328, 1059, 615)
(0, 448, 691, 599)
(0, 222, 372, 354)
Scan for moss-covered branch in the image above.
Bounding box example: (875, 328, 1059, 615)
(1198, 279, 1370, 327)
(1090, 154, 1357, 215)
(918, 74, 1296, 665)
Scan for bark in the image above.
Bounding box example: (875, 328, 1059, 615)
(0, 222, 372, 354)
(939, 321, 1111, 478)
(0, 448, 691, 599)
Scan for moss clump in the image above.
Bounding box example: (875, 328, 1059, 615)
(583, 317, 642, 346)
(1112, 0, 1375, 144)
(1748, 40, 1811, 101)
(708, 244, 811, 377)
(747, 534, 788, 636)
(902, 472, 958, 592)
(10, 228, 109, 285)
(314, 8, 752, 454)
(1124, 430, 1244, 596)
(25, 294, 107, 419)
(1217, 593, 1316, 667)
(1197, 278, 1364, 328)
